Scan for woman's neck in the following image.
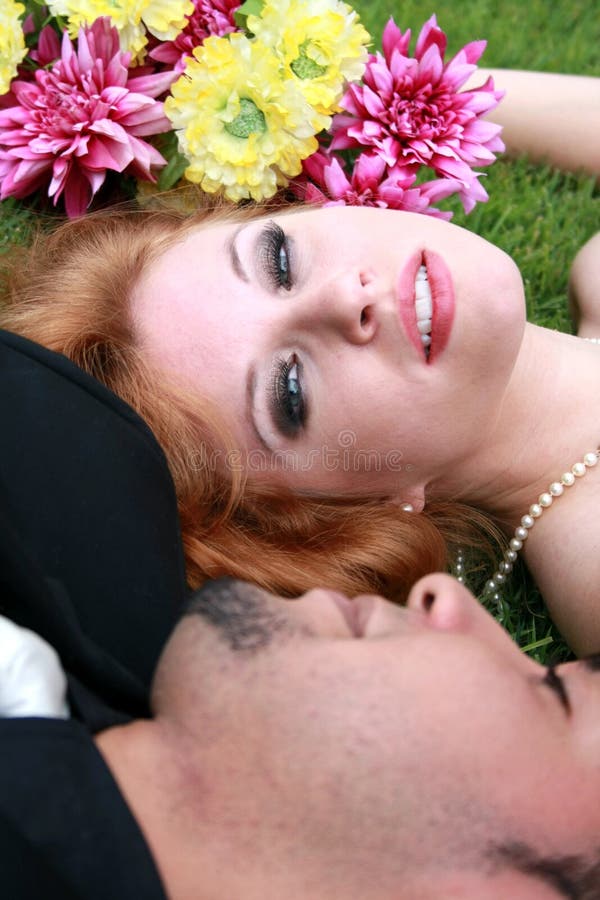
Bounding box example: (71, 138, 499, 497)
(434, 323, 600, 525)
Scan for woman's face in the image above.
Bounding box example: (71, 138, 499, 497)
(131, 206, 525, 500)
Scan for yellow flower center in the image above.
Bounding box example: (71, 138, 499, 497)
(224, 98, 267, 138)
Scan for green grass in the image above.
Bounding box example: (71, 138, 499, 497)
(355, 0, 600, 74)
(0, 198, 40, 253)
(1, 1, 599, 663)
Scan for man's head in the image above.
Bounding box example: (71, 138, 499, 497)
(98, 575, 600, 899)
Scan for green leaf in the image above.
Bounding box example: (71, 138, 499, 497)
(154, 133, 191, 191)
(157, 150, 190, 192)
(234, 0, 265, 33)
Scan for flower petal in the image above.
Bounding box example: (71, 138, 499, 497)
(382, 17, 410, 63)
(63, 164, 94, 218)
(414, 15, 446, 61)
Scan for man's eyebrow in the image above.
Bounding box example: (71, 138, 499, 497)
(246, 361, 274, 454)
(582, 652, 600, 671)
(228, 224, 249, 282)
(542, 666, 572, 716)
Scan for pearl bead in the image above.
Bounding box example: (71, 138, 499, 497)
(584, 452, 598, 467)
(455, 563, 464, 573)
(506, 550, 518, 562)
(539, 493, 553, 507)
(500, 561, 512, 574)
(509, 538, 523, 551)
(529, 504, 542, 518)
(495, 572, 505, 584)
(515, 526, 529, 541)
(549, 482, 564, 497)
(521, 515, 534, 529)
(573, 462, 586, 477)
(561, 472, 575, 486)
(486, 579, 496, 592)
(457, 575, 465, 583)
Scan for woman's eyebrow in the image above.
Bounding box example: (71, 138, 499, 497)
(246, 362, 273, 453)
(228, 224, 250, 282)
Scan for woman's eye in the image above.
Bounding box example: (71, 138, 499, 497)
(260, 221, 292, 291)
(272, 354, 305, 437)
(277, 242, 290, 288)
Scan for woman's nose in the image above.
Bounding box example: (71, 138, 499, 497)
(296, 267, 379, 345)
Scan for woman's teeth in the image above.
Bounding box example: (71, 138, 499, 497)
(414, 264, 432, 358)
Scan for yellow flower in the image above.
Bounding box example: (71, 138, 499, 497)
(139, 0, 192, 41)
(47, 0, 193, 61)
(248, 0, 370, 116)
(165, 33, 326, 202)
(0, 0, 27, 96)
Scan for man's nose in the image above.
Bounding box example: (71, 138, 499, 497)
(406, 573, 526, 658)
(407, 573, 479, 633)
(294, 267, 380, 345)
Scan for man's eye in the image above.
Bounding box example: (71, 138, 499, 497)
(271, 353, 305, 437)
(543, 666, 571, 715)
(260, 221, 292, 291)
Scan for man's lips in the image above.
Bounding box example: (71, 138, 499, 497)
(330, 592, 376, 638)
(397, 249, 455, 363)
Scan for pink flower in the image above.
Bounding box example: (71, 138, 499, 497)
(150, 0, 240, 72)
(331, 16, 505, 213)
(297, 149, 463, 219)
(0, 18, 174, 217)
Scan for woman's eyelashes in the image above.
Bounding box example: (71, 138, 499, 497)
(259, 221, 292, 291)
(270, 353, 306, 438)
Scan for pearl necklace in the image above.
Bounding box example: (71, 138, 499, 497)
(481, 447, 600, 602)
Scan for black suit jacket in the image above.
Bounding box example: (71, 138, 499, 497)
(0, 330, 188, 897)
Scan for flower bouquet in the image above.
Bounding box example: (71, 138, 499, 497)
(0, 0, 505, 218)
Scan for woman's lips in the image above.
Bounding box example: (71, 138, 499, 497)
(397, 249, 455, 363)
(425, 250, 455, 363)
